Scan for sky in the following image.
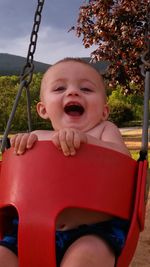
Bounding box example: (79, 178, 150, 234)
(0, 0, 96, 64)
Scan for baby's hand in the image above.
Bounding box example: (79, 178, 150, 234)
(10, 133, 38, 155)
(51, 128, 87, 156)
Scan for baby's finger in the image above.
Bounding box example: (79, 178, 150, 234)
(10, 135, 18, 147)
(26, 134, 38, 149)
(51, 132, 61, 150)
(73, 132, 81, 150)
(16, 133, 31, 155)
(65, 130, 76, 156)
(59, 130, 70, 156)
(13, 133, 25, 154)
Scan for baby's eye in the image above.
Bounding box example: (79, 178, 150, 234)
(80, 87, 93, 93)
(54, 86, 66, 92)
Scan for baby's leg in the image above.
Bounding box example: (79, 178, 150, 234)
(60, 235, 115, 267)
(0, 246, 18, 267)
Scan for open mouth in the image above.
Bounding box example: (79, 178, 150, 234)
(64, 103, 84, 116)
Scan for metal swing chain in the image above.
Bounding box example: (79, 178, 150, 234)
(140, 2, 150, 160)
(20, 0, 45, 85)
(1, 0, 45, 152)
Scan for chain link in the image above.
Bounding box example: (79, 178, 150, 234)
(1, 0, 45, 152)
(139, 2, 150, 162)
(20, 0, 45, 85)
(141, 2, 150, 76)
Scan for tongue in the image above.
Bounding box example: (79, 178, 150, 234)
(67, 110, 81, 116)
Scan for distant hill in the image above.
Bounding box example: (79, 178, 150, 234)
(0, 53, 50, 76)
(0, 53, 109, 76)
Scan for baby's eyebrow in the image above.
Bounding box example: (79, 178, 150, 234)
(50, 78, 98, 88)
(79, 79, 97, 87)
(51, 78, 67, 85)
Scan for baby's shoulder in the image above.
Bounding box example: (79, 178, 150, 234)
(96, 120, 118, 131)
(102, 120, 119, 130)
(93, 120, 120, 138)
(87, 120, 116, 139)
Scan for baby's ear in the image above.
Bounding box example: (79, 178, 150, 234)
(36, 102, 49, 120)
(102, 104, 110, 121)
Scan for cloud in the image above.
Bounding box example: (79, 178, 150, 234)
(0, 35, 32, 59)
(0, 0, 83, 38)
(42, 0, 83, 29)
(0, 0, 36, 38)
(0, 0, 96, 64)
(35, 26, 97, 64)
(0, 25, 97, 64)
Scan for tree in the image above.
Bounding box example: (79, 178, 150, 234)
(73, 0, 150, 94)
(0, 74, 51, 132)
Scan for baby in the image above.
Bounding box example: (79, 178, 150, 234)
(0, 58, 130, 267)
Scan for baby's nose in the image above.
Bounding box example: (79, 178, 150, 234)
(67, 87, 80, 96)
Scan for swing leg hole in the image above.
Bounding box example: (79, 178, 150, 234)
(0, 206, 18, 240)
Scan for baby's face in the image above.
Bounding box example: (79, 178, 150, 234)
(37, 61, 109, 132)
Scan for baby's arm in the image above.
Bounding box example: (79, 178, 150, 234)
(10, 122, 130, 157)
(10, 128, 87, 156)
(86, 121, 130, 156)
(47, 123, 130, 157)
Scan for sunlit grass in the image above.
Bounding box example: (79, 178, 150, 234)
(121, 128, 150, 162)
(130, 150, 150, 162)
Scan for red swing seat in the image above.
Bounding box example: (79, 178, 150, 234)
(0, 141, 148, 267)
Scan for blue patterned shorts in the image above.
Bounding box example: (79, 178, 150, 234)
(0, 218, 129, 266)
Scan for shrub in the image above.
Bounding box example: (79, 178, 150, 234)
(108, 86, 143, 126)
(108, 101, 134, 126)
